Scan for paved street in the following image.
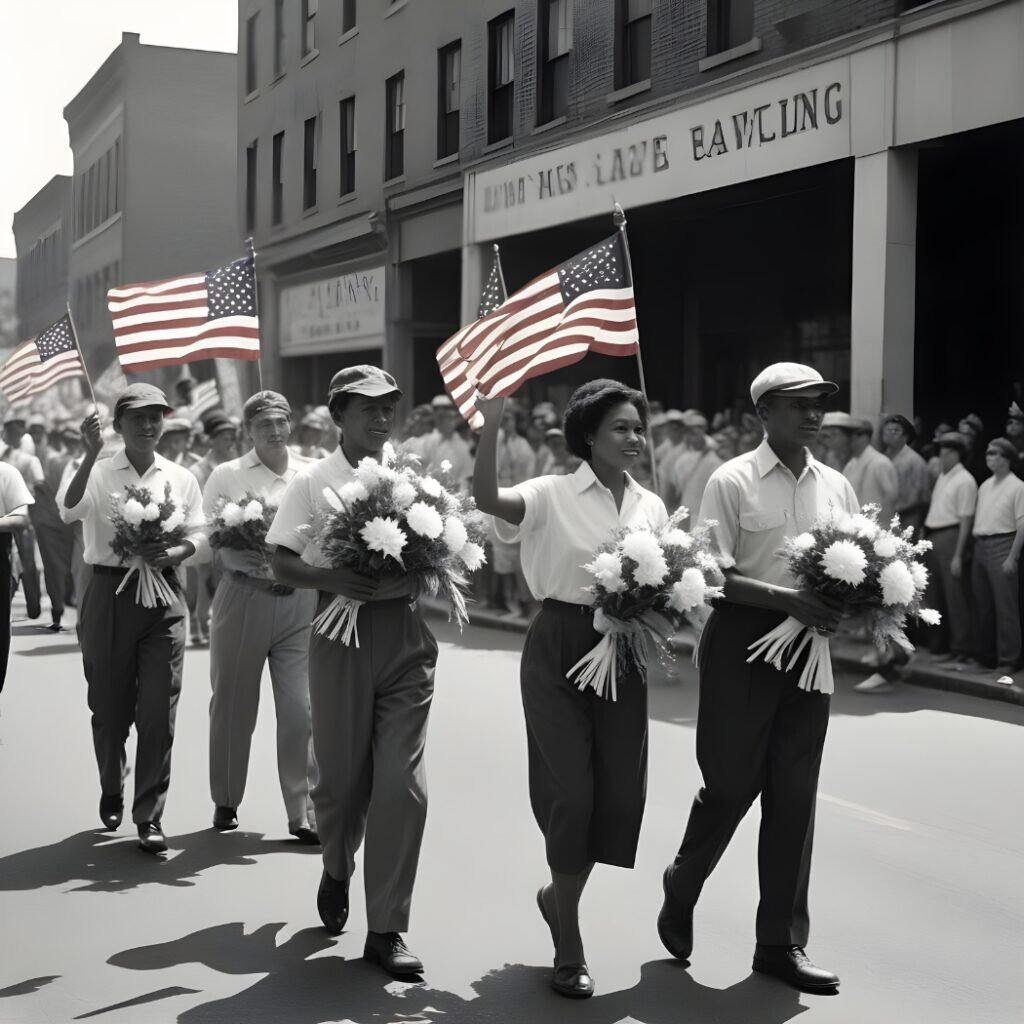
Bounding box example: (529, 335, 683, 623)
(1, 607, 1021, 1024)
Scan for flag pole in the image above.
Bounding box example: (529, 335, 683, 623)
(247, 236, 264, 391)
(65, 301, 98, 411)
(492, 243, 507, 299)
(612, 202, 657, 494)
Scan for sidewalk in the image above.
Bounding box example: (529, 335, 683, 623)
(421, 598, 1024, 707)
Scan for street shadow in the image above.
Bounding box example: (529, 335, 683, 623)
(15, 642, 82, 657)
(0, 975, 60, 998)
(74, 986, 200, 1019)
(0, 828, 318, 896)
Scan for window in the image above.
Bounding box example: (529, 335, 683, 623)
(105, 146, 116, 219)
(245, 13, 259, 93)
(437, 41, 461, 159)
(342, 0, 356, 33)
(617, 0, 652, 88)
(385, 72, 405, 179)
(245, 141, 258, 232)
(339, 98, 356, 195)
(488, 12, 514, 144)
(272, 131, 285, 224)
(101, 150, 111, 222)
(303, 116, 318, 209)
(273, 0, 285, 75)
(301, 0, 317, 57)
(113, 139, 120, 213)
(707, 0, 753, 56)
(539, 0, 571, 123)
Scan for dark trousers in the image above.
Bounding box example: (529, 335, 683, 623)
(11, 524, 40, 619)
(79, 568, 186, 824)
(971, 534, 1021, 667)
(923, 526, 972, 655)
(32, 515, 75, 620)
(0, 534, 11, 693)
(669, 603, 831, 947)
(521, 600, 648, 874)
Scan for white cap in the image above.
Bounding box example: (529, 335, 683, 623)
(750, 362, 838, 406)
(821, 411, 856, 430)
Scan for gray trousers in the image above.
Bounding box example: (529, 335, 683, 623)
(971, 534, 1021, 667)
(309, 596, 437, 934)
(208, 574, 317, 827)
(80, 568, 185, 824)
(924, 526, 973, 655)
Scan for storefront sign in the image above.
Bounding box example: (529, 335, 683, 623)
(279, 266, 385, 355)
(469, 58, 851, 242)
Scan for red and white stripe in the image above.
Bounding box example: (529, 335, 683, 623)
(0, 339, 83, 402)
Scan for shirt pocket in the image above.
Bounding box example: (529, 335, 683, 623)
(739, 508, 787, 533)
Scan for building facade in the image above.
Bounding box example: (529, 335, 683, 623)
(239, 0, 1024, 430)
(63, 32, 239, 386)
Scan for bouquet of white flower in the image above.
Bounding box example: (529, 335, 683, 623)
(209, 491, 277, 575)
(746, 504, 940, 694)
(570, 509, 727, 701)
(109, 481, 191, 607)
(308, 443, 488, 644)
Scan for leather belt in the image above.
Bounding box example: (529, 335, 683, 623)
(229, 570, 294, 596)
(542, 598, 594, 616)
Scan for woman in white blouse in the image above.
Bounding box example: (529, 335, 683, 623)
(474, 380, 667, 1000)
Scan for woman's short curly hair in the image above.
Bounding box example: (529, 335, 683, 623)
(563, 379, 648, 460)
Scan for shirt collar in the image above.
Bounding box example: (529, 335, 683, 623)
(328, 446, 356, 474)
(571, 460, 641, 495)
(755, 438, 820, 480)
(109, 447, 169, 476)
(241, 447, 263, 469)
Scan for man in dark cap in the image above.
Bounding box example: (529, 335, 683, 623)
(268, 365, 437, 977)
(59, 384, 209, 854)
(881, 414, 930, 539)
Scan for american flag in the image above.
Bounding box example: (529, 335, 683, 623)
(436, 233, 638, 428)
(107, 256, 261, 372)
(190, 378, 221, 419)
(0, 314, 85, 401)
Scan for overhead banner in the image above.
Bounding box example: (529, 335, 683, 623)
(279, 266, 385, 356)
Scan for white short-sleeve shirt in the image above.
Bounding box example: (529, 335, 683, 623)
(698, 438, 860, 588)
(924, 463, 978, 530)
(973, 474, 1024, 536)
(0, 462, 34, 516)
(493, 461, 668, 604)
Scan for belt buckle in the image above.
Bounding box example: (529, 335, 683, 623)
(270, 582, 288, 596)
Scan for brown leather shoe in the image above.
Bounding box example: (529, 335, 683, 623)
(752, 944, 839, 992)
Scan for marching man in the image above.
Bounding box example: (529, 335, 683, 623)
(202, 391, 318, 842)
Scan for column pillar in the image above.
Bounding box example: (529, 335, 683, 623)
(850, 148, 918, 420)
(460, 241, 490, 327)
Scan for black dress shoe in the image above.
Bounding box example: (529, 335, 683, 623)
(213, 806, 238, 830)
(551, 962, 595, 999)
(137, 822, 168, 854)
(99, 794, 123, 830)
(363, 931, 423, 975)
(317, 869, 349, 934)
(657, 866, 693, 961)
(752, 944, 839, 992)
(289, 825, 320, 845)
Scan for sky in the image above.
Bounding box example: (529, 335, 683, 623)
(0, 0, 237, 260)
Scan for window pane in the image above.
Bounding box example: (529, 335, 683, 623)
(548, 0, 572, 58)
(628, 0, 653, 21)
(274, 0, 285, 73)
(246, 14, 258, 92)
(342, 0, 356, 32)
(446, 46, 461, 113)
(627, 15, 651, 83)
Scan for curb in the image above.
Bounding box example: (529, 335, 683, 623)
(421, 599, 1024, 707)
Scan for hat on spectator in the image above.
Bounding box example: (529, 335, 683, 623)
(935, 431, 969, 455)
(243, 390, 291, 422)
(161, 415, 193, 435)
(665, 409, 687, 424)
(750, 362, 838, 406)
(431, 394, 455, 410)
(959, 413, 984, 436)
(28, 414, 47, 429)
(882, 413, 917, 445)
(113, 383, 174, 419)
(649, 412, 668, 428)
(544, 427, 565, 440)
(204, 411, 236, 437)
(1008, 401, 1024, 421)
(821, 411, 857, 430)
(680, 410, 708, 429)
(986, 437, 1018, 462)
(327, 365, 401, 403)
(301, 411, 326, 431)
(61, 423, 82, 441)
(853, 418, 876, 436)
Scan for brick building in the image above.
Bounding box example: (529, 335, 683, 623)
(239, 0, 1024, 430)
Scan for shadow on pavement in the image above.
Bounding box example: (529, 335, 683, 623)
(0, 976, 60, 998)
(108, 922, 810, 1024)
(74, 986, 201, 1020)
(15, 642, 82, 657)
(0, 828, 318, 895)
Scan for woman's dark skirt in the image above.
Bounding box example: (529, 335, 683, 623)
(520, 599, 648, 874)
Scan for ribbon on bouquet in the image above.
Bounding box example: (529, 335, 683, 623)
(115, 557, 179, 608)
(746, 615, 835, 694)
(312, 595, 363, 646)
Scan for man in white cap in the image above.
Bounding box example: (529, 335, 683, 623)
(842, 418, 898, 526)
(658, 362, 857, 994)
(420, 394, 474, 490)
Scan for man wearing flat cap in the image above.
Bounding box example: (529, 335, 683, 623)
(202, 392, 318, 842)
(268, 365, 437, 977)
(658, 362, 857, 994)
(59, 384, 209, 855)
(418, 394, 474, 490)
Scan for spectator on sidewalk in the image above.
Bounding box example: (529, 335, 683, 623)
(971, 438, 1024, 680)
(818, 411, 854, 472)
(0, 411, 44, 621)
(421, 395, 475, 491)
(843, 419, 899, 525)
(540, 428, 581, 476)
(670, 413, 722, 528)
(289, 411, 330, 461)
(0, 462, 33, 692)
(882, 414, 931, 539)
(1006, 401, 1024, 464)
(657, 410, 690, 509)
(958, 414, 988, 485)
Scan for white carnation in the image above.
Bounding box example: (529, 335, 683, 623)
(221, 502, 244, 527)
(697, 551, 718, 572)
(141, 502, 161, 522)
(419, 476, 443, 498)
(873, 535, 898, 559)
(841, 513, 879, 539)
(634, 553, 669, 588)
(122, 498, 146, 526)
(919, 608, 942, 626)
(440, 459, 453, 474)
(354, 457, 386, 488)
(243, 500, 264, 522)
(161, 508, 186, 533)
(792, 533, 817, 551)
(879, 560, 916, 606)
(442, 516, 468, 554)
(406, 501, 444, 539)
(459, 541, 486, 571)
(393, 480, 418, 509)
(586, 551, 626, 594)
(909, 561, 929, 592)
(661, 529, 693, 550)
(338, 480, 370, 506)
(620, 529, 663, 566)
(820, 539, 868, 586)
(669, 567, 708, 613)
(360, 516, 407, 561)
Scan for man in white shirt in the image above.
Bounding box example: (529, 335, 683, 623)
(419, 395, 474, 490)
(1, 411, 44, 620)
(843, 419, 898, 525)
(658, 362, 857, 995)
(203, 391, 318, 842)
(922, 432, 978, 663)
(881, 415, 930, 538)
(669, 412, 723, 527)
(0, 462, 33, 693)
(60, 383, 209, 855)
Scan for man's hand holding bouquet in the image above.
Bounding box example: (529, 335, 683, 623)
(209, 492, 278, 576)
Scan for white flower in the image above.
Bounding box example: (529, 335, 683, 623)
(841, 513, 879, 539)
(661, 529, 693, 550)
(381, 441, 397, 466)
(141, 502, 161, 522)
(459, 541, 486, 571)
(243, 500, 264, 522)
(634, 553, 669, 588)
(442, 516, 468, 554)
(909, 561, 929, 591)
(360, 516, 407, 561)
(873, 535, 898, 559)
(161, 508, 186, 533)
(440, 459, 453, 474)
(354, 457, 386, 488)
(820, 539, 868, 585)
(122, 498, 146, 526)
(669, 567, 708, 613)
(792, 533, 817, 551)
(419, 476, 443, 498)
(586, 551, 626, 594)
(393, 480, 418, 509)
(716, 553, 736, 570)
(913, 539, 933, 555)
(221, 501, 244, 527)
(620, 529, 663, 566)
(919, 608, 942, 626)
(879, 560, 916, 606)
(697, 551, 719, 572)
(406, 501, 444, 539)
(338, 480, 370, 506)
